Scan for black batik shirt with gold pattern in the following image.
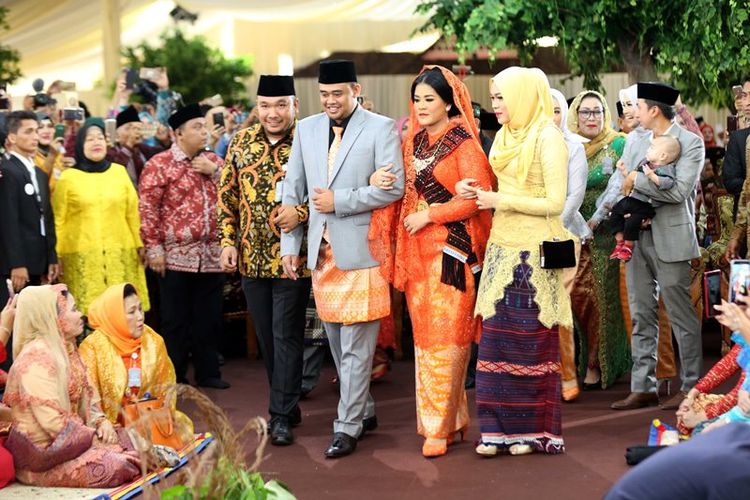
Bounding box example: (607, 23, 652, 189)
(218, 122, 309, 278)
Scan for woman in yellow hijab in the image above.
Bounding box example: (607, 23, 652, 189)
(79, 283, 193, 443)
(566, 91, 629, 390)
(458, 66, 572, 457)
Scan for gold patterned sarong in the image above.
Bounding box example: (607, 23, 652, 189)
(312, 244, 390, 324)
(414, 344, 471, 438)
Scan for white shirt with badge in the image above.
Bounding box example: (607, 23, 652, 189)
(10, 151, 45, 237)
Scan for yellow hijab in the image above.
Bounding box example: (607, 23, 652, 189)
(489, 66, 555, 184)
(88, 283, 141, 356)
(567, 90, 624, 159)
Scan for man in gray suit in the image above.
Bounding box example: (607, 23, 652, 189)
(611, 82, 704, 410)
(280, 59, 404, 458)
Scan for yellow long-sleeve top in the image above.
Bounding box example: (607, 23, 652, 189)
(475, 125, 574, 328)
(52, 164, 148, 313)
(79, 329, 193, 441)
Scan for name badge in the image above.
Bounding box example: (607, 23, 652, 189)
(128, 367, 142, 388)
(24, 183, 34, 196)
(275, 181, 284, 202)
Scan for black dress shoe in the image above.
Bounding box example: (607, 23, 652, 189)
(324, 432, 357, 458)
(270, 418, 294, 446)
(197, 377, 231, 389)
(582, 379, 602, 391)
(360, 415, 378, 437)
(290, 405, 302, 427)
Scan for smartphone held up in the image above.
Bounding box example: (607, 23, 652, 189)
(729, 259, 750, 304)
(703, 269, 721, 318)
(5, 279, 14, 300)
(213, 111, 225, 129)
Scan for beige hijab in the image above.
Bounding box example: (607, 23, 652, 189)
(11, 286, 72, 412)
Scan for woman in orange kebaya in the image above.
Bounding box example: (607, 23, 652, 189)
(371, 66, 492, 457)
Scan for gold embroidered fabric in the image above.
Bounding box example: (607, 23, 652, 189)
(414, 344, 470, 439)
(78, 329, 194, 440)
(218, 124, 310, 278)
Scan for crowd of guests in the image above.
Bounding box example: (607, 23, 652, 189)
(0, 56, 749, 494)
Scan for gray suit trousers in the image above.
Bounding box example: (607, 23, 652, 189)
(324, 319, 379, 438)
(625, 230, 702, 393)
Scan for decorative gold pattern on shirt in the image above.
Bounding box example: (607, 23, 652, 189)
(218, 123, 309, 278)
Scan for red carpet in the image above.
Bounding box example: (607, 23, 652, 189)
(195, 351, 730, 500)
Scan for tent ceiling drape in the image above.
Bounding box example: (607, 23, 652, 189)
(1, 0, 429, 94)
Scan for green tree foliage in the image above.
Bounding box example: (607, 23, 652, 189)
(0, 7, 22, 84)
(122, 29, 252, 104)
(417, 0, 750, 107)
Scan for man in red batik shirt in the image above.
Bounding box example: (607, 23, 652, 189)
(139, 103, 230, 389)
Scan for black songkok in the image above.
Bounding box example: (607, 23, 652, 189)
(318, 60, 357, 84)
(637, 82, 680, 106)
(257, 75, 296, 97)
(168, 103, 203, 129)
(116, 105, 141, 129)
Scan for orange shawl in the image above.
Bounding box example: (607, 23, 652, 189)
(87, 283, 141, 356)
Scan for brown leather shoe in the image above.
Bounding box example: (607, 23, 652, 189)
(611, 392, 659, 410)
(660, 391, 688, 411)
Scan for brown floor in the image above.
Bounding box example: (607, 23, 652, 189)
(194, 331, 732, 500)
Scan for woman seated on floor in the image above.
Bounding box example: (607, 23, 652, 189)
(3, 285, 141, 488)
(79, 283, 193, 445)
(676, 343, 744, 435)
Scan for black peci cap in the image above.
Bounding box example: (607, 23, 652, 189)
(637, 82, 679, 106)
(257, 75, 296, 97)
(318, 60, 357, 84)
(168, 103, 203, 129)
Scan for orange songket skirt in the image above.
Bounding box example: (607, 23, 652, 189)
(312, 244, 390, 325)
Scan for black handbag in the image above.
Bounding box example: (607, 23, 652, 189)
(539, 238, 576, 269)
(625, 445, 668, 466)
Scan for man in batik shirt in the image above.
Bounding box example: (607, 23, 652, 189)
(218, 75, 310, 446)
(139, 103, 230, 389)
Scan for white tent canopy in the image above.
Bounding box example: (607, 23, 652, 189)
(2, 0, 432, 100)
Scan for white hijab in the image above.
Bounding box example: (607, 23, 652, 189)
(619, 84, 651, 140)
(618, 84, 638, 113)
(549, 88, 588, 144)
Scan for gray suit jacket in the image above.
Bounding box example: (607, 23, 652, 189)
(280, 106, 404, 270)
(631, 123, 703, 263)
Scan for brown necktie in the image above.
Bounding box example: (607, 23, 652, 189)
(323, 126, 344, 243)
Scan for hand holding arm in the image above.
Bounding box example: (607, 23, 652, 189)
(369, 164, 397, 190)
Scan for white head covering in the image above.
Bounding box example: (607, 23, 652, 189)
(549, 88, 588, 144)
(618, 84, 638, 113)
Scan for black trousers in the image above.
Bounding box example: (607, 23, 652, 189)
(159, 270, 224, 383)
(242, 276, 311, 420)
(610, 197, 656, 241)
